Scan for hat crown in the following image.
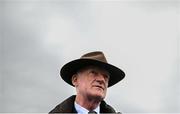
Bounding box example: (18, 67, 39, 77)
(80, 51, 107, 63)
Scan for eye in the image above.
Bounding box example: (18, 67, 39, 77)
(89, 70, 98, 75)
(102, 74, 109, 81)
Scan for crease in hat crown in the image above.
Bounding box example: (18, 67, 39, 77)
(80, 51, 107, 63)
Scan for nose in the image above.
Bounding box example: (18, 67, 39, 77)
(96, 79, 105, 85)
(89, 69, 109, 85)
(95, 74, 107, 85)
(97, 73, 109, 83)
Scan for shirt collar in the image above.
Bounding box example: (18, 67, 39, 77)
(74, 102, 100, 114)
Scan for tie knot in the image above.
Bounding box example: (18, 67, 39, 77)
(88, 110, 97, 114)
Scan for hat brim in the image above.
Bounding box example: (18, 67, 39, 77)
(60, 59, 125, 87)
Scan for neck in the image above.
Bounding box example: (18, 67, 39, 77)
(75, 94, 101, 111)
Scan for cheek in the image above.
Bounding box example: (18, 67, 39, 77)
(77, 78, 91, 89)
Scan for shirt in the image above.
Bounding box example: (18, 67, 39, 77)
(74, 102, 100, 114)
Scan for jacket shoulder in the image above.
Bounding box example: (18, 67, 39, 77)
(100, 100, 116, 113)
(49, 95, 76, 113)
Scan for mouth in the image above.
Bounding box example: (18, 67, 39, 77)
(92, 85, 104, 90)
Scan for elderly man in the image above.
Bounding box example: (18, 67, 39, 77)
(49, 51, 125, 113)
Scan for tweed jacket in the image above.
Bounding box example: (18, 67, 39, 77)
(49, 95, 118, 113)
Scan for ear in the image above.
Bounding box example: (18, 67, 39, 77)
(72, 74, 78, 87)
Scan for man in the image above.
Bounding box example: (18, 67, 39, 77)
(49, 51, 125, 113)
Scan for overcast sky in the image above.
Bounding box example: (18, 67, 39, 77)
(0, 0, 180, 113)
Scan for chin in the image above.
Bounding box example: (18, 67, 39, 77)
(88, 92, 105, 101)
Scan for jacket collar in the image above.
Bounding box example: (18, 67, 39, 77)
(49, 95, 116, 113)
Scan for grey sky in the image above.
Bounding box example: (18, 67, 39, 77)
(0, 0, 180, 113)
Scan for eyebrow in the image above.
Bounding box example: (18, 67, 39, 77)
(88, 68, 110, 78)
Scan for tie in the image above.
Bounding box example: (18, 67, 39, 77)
(88, 110, 97, 114)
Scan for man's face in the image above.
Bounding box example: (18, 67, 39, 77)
(72, 66, 109, 101)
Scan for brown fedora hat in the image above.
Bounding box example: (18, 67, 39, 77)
(60, 51, 125, 87)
